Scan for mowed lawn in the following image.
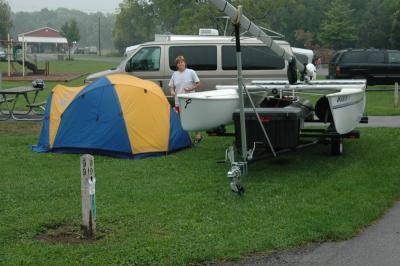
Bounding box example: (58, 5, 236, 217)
(0, 58, 400, 265)
(0, 122, 399, 265)
(1, 58, 400, 116)
(0, 58, 118, 112)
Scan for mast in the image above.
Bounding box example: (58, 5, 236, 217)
(208, 0, 305, 74)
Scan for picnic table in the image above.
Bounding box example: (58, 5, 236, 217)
(0, 86, 46, 121)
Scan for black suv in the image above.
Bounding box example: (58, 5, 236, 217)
(328, 49, 400, 85)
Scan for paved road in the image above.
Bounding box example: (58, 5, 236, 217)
(317, 66, 328, 78)
(304, 116, 400, 128)
(359, 116, 400, 128)
(211, 202, 400, 266)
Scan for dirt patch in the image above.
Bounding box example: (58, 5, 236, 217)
(2, 72, 87, 82)
(35, 224, 109, 245)
(0, 121, 42, 135)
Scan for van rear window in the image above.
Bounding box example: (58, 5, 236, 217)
(340, 51, 367, 64)
(169, 46, 217, 71)
(222, 46, 285, 70)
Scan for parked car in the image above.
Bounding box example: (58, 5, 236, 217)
(328, 48, 400, 85)
(85, 46, 98, 54)
(86, 34, 294, 98)
(0, 46, 6, 61)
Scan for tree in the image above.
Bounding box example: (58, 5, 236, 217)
(168, 1, 219, 35)
(391, 9, 400, 48)
(113, 0, 155, 54)
(0, 0, 13, 40)
(295, 29, 317, 49)
(358, 0, 391, 48)
(318, 0, 358, 49)
(61, 19, 80, 60)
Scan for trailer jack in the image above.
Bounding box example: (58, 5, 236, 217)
(227, 162, 246, 195)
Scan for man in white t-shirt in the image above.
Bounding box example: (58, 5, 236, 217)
(169, 55, 202, 143)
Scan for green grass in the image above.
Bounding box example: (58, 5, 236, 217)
(0, 59, 118, 110)
(0, 123, 399, 265)
(366, 90, 400, 115)
(1, 60, 400, 116)
(0, 58, 118, 77)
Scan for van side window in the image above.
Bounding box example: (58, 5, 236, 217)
(388, 52, 400, 64)
(126, 47, 161, 72)
(222, 46, 285, 70)
(340, 51, 366, 64)
(169, 46, 217, 71)
(367, 52, 384, 64)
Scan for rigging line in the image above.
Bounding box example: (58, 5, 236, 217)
(241, 80, 277, 158)
(247, 21, 252, 31)
(222, 2, 227, 12)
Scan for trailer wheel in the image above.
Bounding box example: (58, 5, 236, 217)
(331, 137, 342, 156)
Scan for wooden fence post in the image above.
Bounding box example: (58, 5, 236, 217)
(80, 154, 96, 238)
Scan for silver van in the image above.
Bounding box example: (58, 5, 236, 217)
(86, 34, 294, 97)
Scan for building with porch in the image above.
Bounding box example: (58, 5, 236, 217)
(18, 27, 68, 54)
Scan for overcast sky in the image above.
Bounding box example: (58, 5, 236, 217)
(7, 0, 124, 13)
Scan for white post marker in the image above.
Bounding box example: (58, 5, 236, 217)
(395, 82, 399, 108)
(7, 34, 10, 77)
(80, 154, 96, 238)
(22, 35, 25, 77)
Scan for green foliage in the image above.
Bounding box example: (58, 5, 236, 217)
(61, 19, 80, 45)
(170, 2, 220, 35)
(61, 19, 80, 60)
(0, 0, 12, 39)
(319, 0, 358, 49)
(113, 0, 400, 51)
(391, 9, 400, 48)
(6, 0, 400, 52)
(113, 0, 156, 54)
(358, 0, 391, 49)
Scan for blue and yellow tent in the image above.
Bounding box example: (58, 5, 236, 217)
(32, 74, 192, 158)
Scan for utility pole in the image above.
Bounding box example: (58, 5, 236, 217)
(98, 16, 101, 56)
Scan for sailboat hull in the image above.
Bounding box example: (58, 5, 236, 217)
(326, 89, 366, 135)
(177, 89, 239, 131)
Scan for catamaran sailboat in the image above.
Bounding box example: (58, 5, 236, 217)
(177, 0, 366, 136)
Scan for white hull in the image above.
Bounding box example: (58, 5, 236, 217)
(215, 86, 267, 106)
(326, 89, 366, 134)
(223, 80, 367, 134)
(177, 89, 239, 131)
(178, 80, 366, 134)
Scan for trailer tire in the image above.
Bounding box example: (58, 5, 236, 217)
(331, 137, 342, 156)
